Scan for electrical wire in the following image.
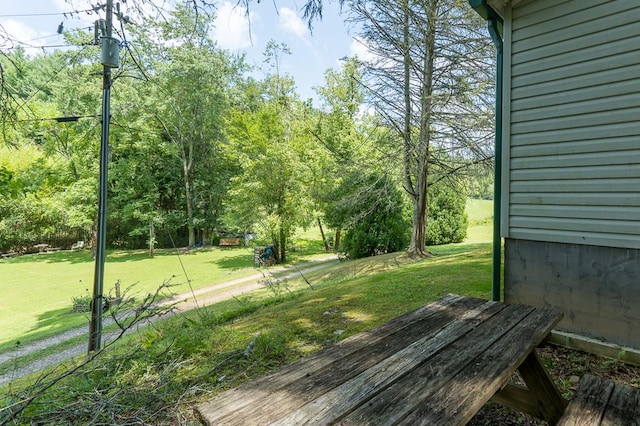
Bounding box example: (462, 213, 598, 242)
(5, 115, 97, 124)
(0, 7, 101, 19)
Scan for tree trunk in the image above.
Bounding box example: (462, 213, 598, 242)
(148, 218, 155, 258)
(318, 217, 329, 251)
(406, 0, 436, 256)
(183, 161, 196, 247)
(335, 228, 341, 251)
(279, 225, 286, 263)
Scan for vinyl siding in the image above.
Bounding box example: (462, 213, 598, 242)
(505, 0, 640, 249)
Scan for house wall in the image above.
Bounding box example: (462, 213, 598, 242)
(504, 0, 640, 248)
(505, 238, 640, 349)
(501, 0, 640, 350)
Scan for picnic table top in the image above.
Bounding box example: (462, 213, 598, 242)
(196, 294, 566, 425)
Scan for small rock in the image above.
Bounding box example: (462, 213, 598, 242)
(333, 329, 344, 335)
(569, 375, 580, 385)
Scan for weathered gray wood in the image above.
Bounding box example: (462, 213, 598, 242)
(337, 304, 541, 425)
(600, 379, 640, 426)
(216, 300, 507, 425)
(517, 350, 567, 424)
(549, 331, 640, 367)
(395, 307, 562, 425)
(272, 301, 515, 425)
(195, 294, 482, 425)
(196, 296, 565, 426)
(559, 374, 640, 425)
(491, 383, 542, 420)
(557, 374, 614, 426)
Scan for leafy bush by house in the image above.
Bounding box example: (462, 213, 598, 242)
(338, 173, 411, 259)
(426, 182, 468, 246)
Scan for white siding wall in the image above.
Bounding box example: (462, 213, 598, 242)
(506, 0, 640, 249)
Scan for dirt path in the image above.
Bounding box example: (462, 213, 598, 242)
(0, 256, 338, 386)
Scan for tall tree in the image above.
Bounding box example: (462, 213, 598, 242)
(345, 0, 493, 255)
(136, 6, 246, 247)
(224, 42, 313, 263)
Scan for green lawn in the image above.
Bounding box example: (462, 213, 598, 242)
(1, 233, 495, 423)
(0, 235, 326, 350)
(1, 199, 499, 422)
(0, 199, 495, 351)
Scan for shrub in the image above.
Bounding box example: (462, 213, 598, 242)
(338, 173, 411, 259)
(426, 182, 468, 245)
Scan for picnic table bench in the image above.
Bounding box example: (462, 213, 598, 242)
(33, 243, 49, 253)
(196, 294, 567, 425)
(219, 238, 241, 247)
(558, 374, 640, 425)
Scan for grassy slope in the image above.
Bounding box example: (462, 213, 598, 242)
(0, 238, 327, 350)
(4, 199, 640, 425)
(1, 233, 494, 423)
(0, 200, 493, 350)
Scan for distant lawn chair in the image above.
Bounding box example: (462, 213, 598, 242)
(71, 241, 84, 250)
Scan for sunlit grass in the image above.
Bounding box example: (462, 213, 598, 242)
(1, 213, 496, 422)
(0, 200, 493, 352)
(0, 240, 326, 350)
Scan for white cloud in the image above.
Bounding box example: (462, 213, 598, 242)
(0, 19, 48, 55)
(213, 2, 254, 51)
(278, 7, 308, 39)
(349, 36, 379, 64)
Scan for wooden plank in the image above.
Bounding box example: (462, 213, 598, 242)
(270, 301, 512, 425)
(517, 350, 566, 424)
(195, 294, 483, 425)
(491, 383, 542, 420)
(215, 300, 507, 425)
(557, 374, 614, 426)
(336, 303, 536, 425)
(600, 381, 640, 426)
(396, 307, 563, 425)
(219, 238, 241, 246)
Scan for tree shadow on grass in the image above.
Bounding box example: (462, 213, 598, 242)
(4, 247, 224, 265)
(207, 252, 255, 270)
(3, 250, 94, 265)
(9, 307, 89, 350)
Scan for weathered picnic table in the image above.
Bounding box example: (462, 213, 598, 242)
(196, 294, 567, 425)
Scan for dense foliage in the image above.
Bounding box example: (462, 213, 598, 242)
(0, 2, 492, 258)
(426, 181, 468, 245)
(333, 171, 411, 259)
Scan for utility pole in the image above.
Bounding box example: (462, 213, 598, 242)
(89, 0, 119, 353)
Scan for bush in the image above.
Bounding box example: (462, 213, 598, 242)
(339, 174, 411, 259)
(426, 182, 468, 245)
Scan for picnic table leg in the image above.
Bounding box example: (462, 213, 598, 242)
(517, 349, 566, 425)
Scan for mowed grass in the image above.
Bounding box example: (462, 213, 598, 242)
(0, 234, 327, 351)
(0, 199, 494, 352)
(2, 201, 497, 422)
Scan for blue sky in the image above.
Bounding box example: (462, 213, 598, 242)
(0, 0, 362, 102)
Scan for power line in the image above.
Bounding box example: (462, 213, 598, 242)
(0, 7, 101, 19)
(0, 12, 71, 18)
(6, 115, 97, 124)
